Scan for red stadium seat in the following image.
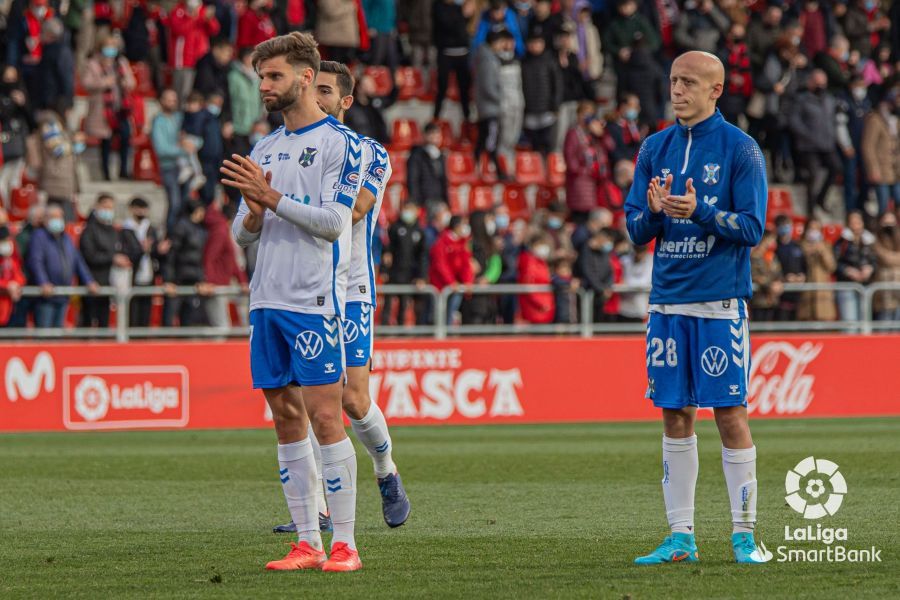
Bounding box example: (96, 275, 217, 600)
(547, 152, 566, 188)
(387, 150, 407, 185)
(9, 185, 38, 221)
(822, 223, 844, 244)
(131, 61, 156, 97)
(364, 65, 393, 97)
(446, 151, 478, 185)
(478, 153, 509, 184)
(767, 188, 794, 220)
(382, 183, 405, 223)
(133, 145, 160, 183)
(433, 119, 455, 149)
(453, 121, 479, 151)
(502, 184, 529, 220)
(468, 184, 496, 212)
(396, 66, 426, 101)
(390, 119, 421, 152)
(447, 185, 465, 214)
(535, 185, 558, 210)
(66, 222, 85, 246)
(515, 151, 546, 186)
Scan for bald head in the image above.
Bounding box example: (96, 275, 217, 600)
(669, 51, 725, 127)
(672, 51, 725, 87)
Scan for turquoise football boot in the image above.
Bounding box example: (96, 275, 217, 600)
(732, 532, 772, 563)
(634, 532, 700, 565)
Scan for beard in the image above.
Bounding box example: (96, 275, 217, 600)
(263, 81, 301, 113)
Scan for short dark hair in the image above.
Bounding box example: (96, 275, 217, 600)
(96, 193, 114, 204)
(212, 37, 232, 49)
(237, 46, 254, 62)
(129, 197, 149, 209)
(186, 91, 205, 105)
(423, 122, 441, 136)
(319, 60, 355, 97)
(253, 31, 321, 75)
(775, 214, 792, 228)
(449, 215, 464, 230)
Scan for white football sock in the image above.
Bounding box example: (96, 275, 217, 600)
(277, 439, 322, 550)
(307, 424, 329, 516)
(722, 445, 757, 534)
(349, 402, 396, 478)
(662, 435, 698, 535)
(321, 437, 357, 550)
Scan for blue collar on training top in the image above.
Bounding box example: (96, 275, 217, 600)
(674, 108, 725, 138)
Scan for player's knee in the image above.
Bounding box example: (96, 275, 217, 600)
(308, 406, 343, 440)
(342, 371, 370, 420)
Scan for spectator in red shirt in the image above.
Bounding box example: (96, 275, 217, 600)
(6, 0, 56, 102)
(517, 234, 554, 324)
(429, 215, 474, 324)
(165, 0, 220, 106)
(237, 0, 277, 51)
(0, 226, 26, 327)
(799, 0, 828, 59)
(719, 22, 754, 125)
(203, 198, 247, 329)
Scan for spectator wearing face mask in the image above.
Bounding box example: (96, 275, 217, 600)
(774, 214, 807, 321)
(27, 204, 99, 328)
(462, 210, 502, 325)
(407, 122, 449, 211)
(577, 228, 617, 322)
(0, 226, 26, 327)
(814, 35, 854, 96)
(120, 197, 165, 326)
(618, 243, 652, 322)
(797, 218, 837, 321)
(750, 230, 784, 322)
(788, 69, 841, 218)
(429, 215, 475, 324)
(5, 0, 56, 102)
(182, 91, 226, 205)
(543, 202, 576, 265)
(472, 0, 526, 58)
(474, 30, 512, 180)
(861, 87, 900, 216)
(836, 77, 872, 215)
(0, 68, 35, 212)
(872, 211, 900, 322)
(517, 234, 555, 324)
(36, 110, 85, 222)
(834, 210, 876, 322)
(164, 0, 221, 106)
(521, 32, 562, 156)
(237, 0, 276, 51)
(497, 210, 524, 324)
(606, 93, 644, 163)
(382, 203, 428, 326)
(79, 194, 131, 327)
(718, 23, 753, 125)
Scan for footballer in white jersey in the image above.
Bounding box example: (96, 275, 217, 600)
(223, 33, 363, 572)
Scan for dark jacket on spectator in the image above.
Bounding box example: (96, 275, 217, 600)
(578, 245, 614, 299)
(35, 38, 75, 113)
(26, 228, 94, 286)
(182, 108, 224, 164)
(834, 229, 876, 282)
(747, 17, 781, 70)
(673, 4, 729, 54)
(788, 89, 837, 153)
(0, 80, 34, 164)
(428, 229, 474, 290)
(79, 213, 120, 286)
(521, 50, 562, 116)
(119, 219, 162, 286)
(558, 50, 587, 103)
(203, 206, 246, 285)
(193, 52, 232, 105)
(407, 144, 448, 206)
(432, 0, 470, 50)
(813, 52, 852, 94)
(345, 85, 398, 144)
(163, 216, 207, 284)
(387, 219, 427, 284)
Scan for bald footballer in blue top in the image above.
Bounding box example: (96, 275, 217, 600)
(625, 51, 770, 565)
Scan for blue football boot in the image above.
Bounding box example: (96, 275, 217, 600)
(634, 533, 700, 565)
(377, 473, 410, 528)
(732, 532, 772, 563)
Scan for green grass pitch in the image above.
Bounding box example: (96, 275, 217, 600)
(1, 418, 898, 599)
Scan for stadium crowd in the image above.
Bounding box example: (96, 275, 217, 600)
(0, 0, 900, 329)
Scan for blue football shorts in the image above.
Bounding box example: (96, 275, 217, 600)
(342, 301, 374, 368)
(249, 308, 345, 389)
(645, 312, 751, 409)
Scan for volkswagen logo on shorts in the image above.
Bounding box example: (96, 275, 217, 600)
(700, 346, 728, 377)
(343, 319, 359, 343)
(294, 331, 324, 360)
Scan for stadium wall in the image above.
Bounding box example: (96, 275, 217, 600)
(1, 336, 898, 432)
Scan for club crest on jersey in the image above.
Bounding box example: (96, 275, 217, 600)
(703, 163, 720, 184)
(261, 154, 272, 166)
(347, 171, 360, 184)
(298, 147, 318, 167)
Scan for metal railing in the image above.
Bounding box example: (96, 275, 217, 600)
(1, 282, 899, 341)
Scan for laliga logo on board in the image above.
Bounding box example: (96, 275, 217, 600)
(63, 366, 189, 430)
(747, 341, 823, 415)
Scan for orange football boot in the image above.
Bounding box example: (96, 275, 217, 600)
(321, 542, 362, 572)
(265, 541, 326, 570)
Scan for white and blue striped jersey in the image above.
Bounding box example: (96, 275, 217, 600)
(234, 116, 362, 317)
(346, 136, 391, 306)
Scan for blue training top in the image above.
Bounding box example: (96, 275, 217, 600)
(624, 109, 768, 305)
